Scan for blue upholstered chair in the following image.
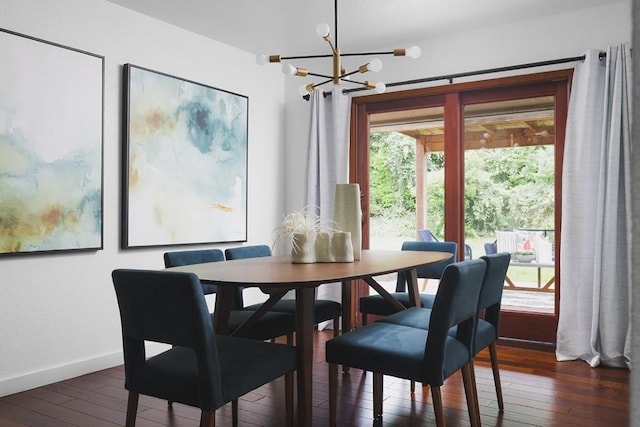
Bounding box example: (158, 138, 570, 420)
(484, 240, 498, 255)
(326, 259, 487, 427)
(358, 240, 457, 325)
(378, 252, 511, 413)
(163, 249, 296, 343)
(112, 269, 297, 427)
(225, 245, 342, 336)
(419, 228, 473, 260)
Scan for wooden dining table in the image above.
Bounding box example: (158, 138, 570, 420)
(166, 248, 451, 426)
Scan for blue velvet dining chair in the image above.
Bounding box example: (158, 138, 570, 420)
(112, 269, 297, 427)
(225, 245, 343, 336)
(358, 240, 457, 325)
(163, 249, 296, 343)
(378, 252, 512, 415)
(326, 259, 486, 427)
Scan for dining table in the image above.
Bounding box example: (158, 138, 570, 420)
(166, 248, 451, 426)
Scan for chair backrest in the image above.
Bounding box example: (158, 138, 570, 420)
(225, 245, 272, 260)
(478, 252, 511, 330)
(417, 229, 439, 242)
(395, 241, 458, 292)
(484, 241, 498, 255)
(112, 269, 224, 408)
(423, 259, 486, 384)
(163, 249, 225, 296)
(224, 245, 272, 307)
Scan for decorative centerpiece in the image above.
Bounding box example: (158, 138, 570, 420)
(272, 206, 355, 264)
(513, 251, 536, 263)
(273, 207, 321, 263)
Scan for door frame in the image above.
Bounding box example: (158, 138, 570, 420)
(350, 70, 572, 343)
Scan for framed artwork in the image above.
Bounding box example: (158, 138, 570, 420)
(122, 64, 248, 248)
(0, 29, 104, 255)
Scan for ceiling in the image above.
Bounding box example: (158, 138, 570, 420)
(106, 0, 622, 56)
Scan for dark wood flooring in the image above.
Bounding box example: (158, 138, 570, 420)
(0, 330, 629, 426)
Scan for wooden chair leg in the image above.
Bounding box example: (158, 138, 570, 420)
(125, 392, 139, 427)
(373, 372, 383, 425)
(410, 380, 415, 394)
(285, 371, 294, 427)
(333, 316, 340, 338)
(286, 332, 294, 346)
(362, 313, 368, 326)
(431, 385, 445, 427)
(462, 362, 481, 427)
(200, 410, 215, 427)
(489, 343, 504, 411)
(231, 400, 238, 427)
(329, 363, 338, 427)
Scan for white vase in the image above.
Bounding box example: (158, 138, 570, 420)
(332, 231, 354, 263)
(315, 232, 335, 262)
(291, 230, 317, 263)
(333, 184, 362, 260)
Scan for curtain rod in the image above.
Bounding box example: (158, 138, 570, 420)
(314, 52, 605, 99)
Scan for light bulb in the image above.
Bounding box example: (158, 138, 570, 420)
(316, 23, 330, 38)
(298, 84, 310, 96)
(256, 54, 268, 65)
(282, 63, 297, 76)
(405, 45, 421, 59)
(375, 82, 386, 93)
(368, 58, 382, 72)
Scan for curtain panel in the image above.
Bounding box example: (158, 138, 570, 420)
(305, 87, 351, 329)
(556, 44, 632, 368)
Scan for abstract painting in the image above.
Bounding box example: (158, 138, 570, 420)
(122, 64, 248, 248)
(0, 29, 104, 255)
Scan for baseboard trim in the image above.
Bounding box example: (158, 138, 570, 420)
(0, 342, 171, 398)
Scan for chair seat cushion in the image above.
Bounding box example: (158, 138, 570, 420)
(224, 310, 295, 340)
(325, 322, 468, 385)
(474, 319, 497, 354)
(131, 338, 296, 410)
(378, 309, 498, 356)
(359, 293, 436, 317)
(376, 307, 432, 329)
(244, 299, 341, 324)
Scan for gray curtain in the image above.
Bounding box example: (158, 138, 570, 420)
(556, 44, 632, 368)
(305, 86, 351, 328)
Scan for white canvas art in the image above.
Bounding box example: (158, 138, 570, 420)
(122, 65, 248, 247)
(0, 29, 103, 255)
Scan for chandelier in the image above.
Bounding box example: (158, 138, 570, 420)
(255, 0, 421, 97)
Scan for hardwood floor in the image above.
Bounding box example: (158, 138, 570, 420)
(0, 330, 629, 426)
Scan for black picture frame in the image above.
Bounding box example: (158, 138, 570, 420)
(121, 64, 248, 248)
(0, 28, 104, 256)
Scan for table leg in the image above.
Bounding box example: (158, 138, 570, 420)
(295, 286, 315, 426)
(212, 285, 232, 334)
(341, 279, 353, 334)
(405, 268, 420, 307)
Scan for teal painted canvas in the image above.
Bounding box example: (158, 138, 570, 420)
(0, 29, 103, 255)
(122, 65, 248, 248)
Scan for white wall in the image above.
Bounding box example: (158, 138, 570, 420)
(0, 0, 286, 396)
(284, 1, 632, 212)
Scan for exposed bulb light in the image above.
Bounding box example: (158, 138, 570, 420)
(367, 58, 382, 73)
(282, 63, 308, 77)
(316, 23, 331, 38)
(298, 83, 316, 96)
(405, 45, 422, 59)
(261, 0, 420, 97)
(365, 81, 386, 93)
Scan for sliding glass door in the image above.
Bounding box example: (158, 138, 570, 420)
(351, 71, 571, 343)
